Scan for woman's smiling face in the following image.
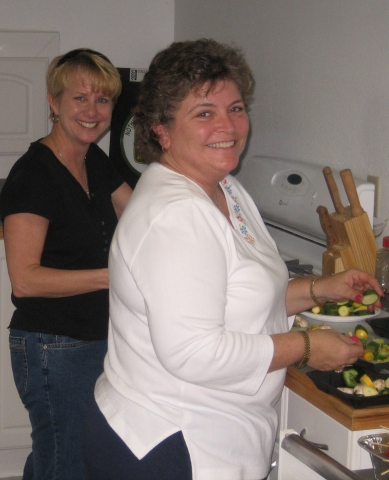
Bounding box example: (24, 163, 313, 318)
(48, 72, 114, 147)
(156, 80, 249, 191)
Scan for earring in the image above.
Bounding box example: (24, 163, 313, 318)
(162, 147, 167, 153)
(51, 113, 59, 123)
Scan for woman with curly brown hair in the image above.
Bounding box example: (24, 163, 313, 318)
(83, 39, 380, 480)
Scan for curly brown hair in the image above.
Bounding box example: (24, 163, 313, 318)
(134, 38, 255, 163)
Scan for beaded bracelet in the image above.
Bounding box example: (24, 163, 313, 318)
(294, 331, 311, 369)
(310, 276, 324, 306)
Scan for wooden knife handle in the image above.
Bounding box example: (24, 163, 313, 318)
(340, 168, 364, 217)
(323, 166, 345, 215)
(316, 205, 338, 246)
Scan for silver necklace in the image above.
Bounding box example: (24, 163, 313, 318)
(51, 137, 90, 196)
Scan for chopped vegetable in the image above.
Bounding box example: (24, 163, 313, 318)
(338, 305, 350, 317)
(362, 350, 375, 362)
(377, 345, 389, 360)
(365, 341, 379, 358)
(354, 324, 369, 340)
(337, 387, 354, 395)
(343, 368, 359, 388)
(361, 289, 379, 306)
(360, 373, 375, 389)
(294, 314, 309, 329)
(362, 386, 379, 396)
(311, 305, 322, 314)
(373, 379, 386, 392)
(353, 305, 368, 312)
(352, 301, 363, 308)
(307, 290, 377, 317)
(354, 383, 364, 395)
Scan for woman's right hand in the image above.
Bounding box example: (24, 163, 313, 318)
(270, 328, 364, 372)
(306, 329, 364, 371)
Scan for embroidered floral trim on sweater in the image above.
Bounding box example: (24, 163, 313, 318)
(221, 178, 256, 246)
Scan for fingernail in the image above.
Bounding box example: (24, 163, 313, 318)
(356, 294, 363, 303)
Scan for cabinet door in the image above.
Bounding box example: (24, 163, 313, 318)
(284, 388, 350, 465)
(282, 387, 377, 471)
(0, 30, 59, 177)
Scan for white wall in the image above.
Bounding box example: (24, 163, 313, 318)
(0, 0, 174, 65)
(175, 0, 389, 241)
(0, 0, 175, 153)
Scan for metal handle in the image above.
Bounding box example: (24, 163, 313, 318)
(282, 432, 365, 479)
(300, 428, 329, 450)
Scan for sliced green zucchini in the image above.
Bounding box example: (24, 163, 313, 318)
(362, 290, 379, 306)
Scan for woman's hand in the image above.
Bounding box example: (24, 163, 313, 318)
(286, 268, 383, 316)
(307, 329, 364, 371)
(269, 328, 364, 372)
(312, 269, 383, 305)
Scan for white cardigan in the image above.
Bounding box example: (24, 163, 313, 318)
(96, 162, 291, 480)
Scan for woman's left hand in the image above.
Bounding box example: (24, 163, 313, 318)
(313, 269, 383, 305)
(286, 268, 383, 316)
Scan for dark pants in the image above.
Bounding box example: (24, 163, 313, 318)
(83, 396, 193, 480)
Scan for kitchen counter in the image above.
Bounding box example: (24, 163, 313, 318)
(285, 366, 389, 431)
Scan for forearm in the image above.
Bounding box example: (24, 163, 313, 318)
(285, 276, 319, 316)
(268, 331, 306, 372)
(270, 328, 364, 372)
(11, 265, 109, 298)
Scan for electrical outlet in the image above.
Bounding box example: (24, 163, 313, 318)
(367, 175, 381, 217)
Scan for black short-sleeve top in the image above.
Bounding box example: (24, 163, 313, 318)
(0, 141, 124, 340)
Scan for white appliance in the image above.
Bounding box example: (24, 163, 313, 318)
(236, 156, 375, 275)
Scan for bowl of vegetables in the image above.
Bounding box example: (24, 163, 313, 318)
(301, 290, 381, 323)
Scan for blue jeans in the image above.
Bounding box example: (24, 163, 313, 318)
(9, 329, 107, 480)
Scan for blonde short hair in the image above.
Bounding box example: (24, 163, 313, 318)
(47, 48, 122, 120)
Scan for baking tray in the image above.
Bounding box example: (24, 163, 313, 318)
(306, 369, 389, 408)
(366, 316, 389, 339)
(354, 357, 389, 373)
